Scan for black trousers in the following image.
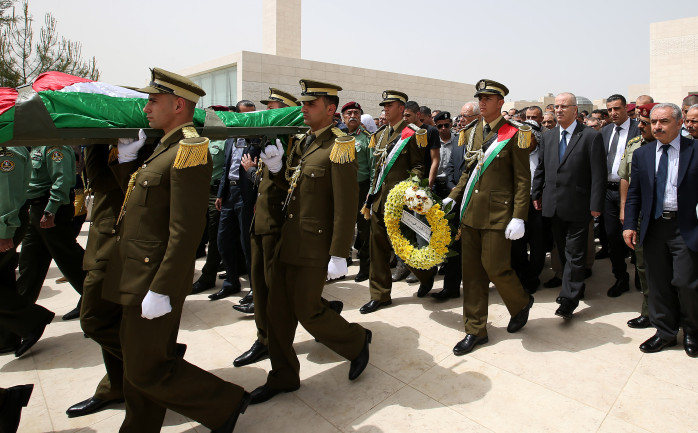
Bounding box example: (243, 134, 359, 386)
(603, 189, 628, 279)
(17, 198, 85, 303)
(511, 200, 546, 287)
(644, 218, 698, 340)
(552, 215, 590, 302)
(217, 185, 253, 291)
(198, 192, 223, 285)
(355, 179, 371, 274)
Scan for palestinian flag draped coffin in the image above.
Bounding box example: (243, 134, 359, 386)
(0, 71, 306, 146)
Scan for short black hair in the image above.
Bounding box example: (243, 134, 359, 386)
(419, 105, 432, 116)
(319, 95, 339, 110)
(526, 106, 543, 116)
(581, 110, 589, 116)
(592, 109, 604, 115)
(405, 101, 420, 113)
(236, 100, 256, 111)
(606, 94, 627, 106)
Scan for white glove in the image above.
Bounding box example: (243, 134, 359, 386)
(117, 129, 147, 163)
(504, 218, 525, 240)
(327, 256, 348, 281)
(442, 197, 455, 214)
(141, 290, 172, 320)
(260, 140, 284, 174)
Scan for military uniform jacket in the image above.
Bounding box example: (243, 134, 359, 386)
(449, 117, 530, 230)
(618, 136, 645, 182)
(103, 123, 212, 306)
(279, 127, 358, 267)
(371, 120, 424, 215)
(251, 163, 288, 236)
(0, 146, 31, 239)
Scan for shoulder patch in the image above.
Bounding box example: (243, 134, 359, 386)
(1, 159, 15, 172)
(330, 136, 356, 164)
(331, 127, 347, 138)
(49, 149, 65, 162)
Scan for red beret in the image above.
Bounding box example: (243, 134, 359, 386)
(638, 103, 659, 118)
(626, 103, 636, 112)
(341, 101, 363, 114)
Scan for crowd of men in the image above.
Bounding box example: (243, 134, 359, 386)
(1, 68, 697, 432)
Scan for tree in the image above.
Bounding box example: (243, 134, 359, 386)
(0, 0, 99, 88)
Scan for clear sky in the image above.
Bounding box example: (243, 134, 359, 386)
(18, 0, 698, 102)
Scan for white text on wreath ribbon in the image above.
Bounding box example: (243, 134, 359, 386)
(401, 211, 432, 242)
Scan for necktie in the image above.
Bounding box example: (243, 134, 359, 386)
(559, 130, 568, 162)
(607, 126, 622, 174)
(483, 123, 491, 140)
(654, 144, 670, 219)
(303, 134, 315, 152)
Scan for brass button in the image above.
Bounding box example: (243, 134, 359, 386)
(142, 164, 147, 168)
(475, 189, 479, 194)
(318, 229, 323, 234)
(143, 180, 148, 186)
(111, 229, 116, 234)
(504, 201, 508, 204)
(144, 257, 150, 263)
(311, 173, 315, 177)
(292, 196, 296, 201)
(116, 235, 120, 241)
(289, 214, 294, 219)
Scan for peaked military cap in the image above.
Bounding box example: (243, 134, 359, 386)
(379, 90, 408, 106)
(137, 68, 205, 104)
(474, 79, 509, 98)
(298, 79, 342, 102)
(433, 111, 451, 122)
(261, 88, 300, 107)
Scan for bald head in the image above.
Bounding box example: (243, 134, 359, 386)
(635, 95, 654, 106)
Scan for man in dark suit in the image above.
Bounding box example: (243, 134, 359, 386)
(532, 93, 607, 319)
(601, 94, 640, 297)
(623, 103, 698, 358)
(210, 100, 261, 301)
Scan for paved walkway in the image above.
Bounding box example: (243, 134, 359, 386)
(2, 230, 696, 432)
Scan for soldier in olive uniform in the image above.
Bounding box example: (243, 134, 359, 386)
(341, 101, 374, 282)
(192, 107, 229, 294)
(360, 90, 426, 314)
(16, 145, 85, 319)
(620, 102, 658, 330)
(445, 79, 534, 355)
(232, 88, 301, 367)
(101, 68, 249, 433)
(0, 146, 55, 358)
(249, 80, 371, 405)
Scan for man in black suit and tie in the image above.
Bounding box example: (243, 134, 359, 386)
(623, 103, 698, 357)
(532, 92, 607, 319)
(211, 100, 261, 301)
(601, 95, 640, 297)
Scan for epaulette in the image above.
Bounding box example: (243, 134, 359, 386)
(506, 119, 531, 150)
(407, 123, 420, 132)
(173, 127, 209, 169)
(406, 123, 428, 148)
(330, 135, 356, 164)
(331, 127, 347, 137)
(369, 124, 387, 148)
(626, 136, 643, 147)
(458, 119, 479, 146)
(359, 127, 371, 137)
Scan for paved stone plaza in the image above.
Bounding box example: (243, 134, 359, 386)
(2, 229, 696, 432)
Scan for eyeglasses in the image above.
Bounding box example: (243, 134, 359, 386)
(436, 123, 452, 129)
(639, 119, 650, 126)
(554, 104, 577, 110)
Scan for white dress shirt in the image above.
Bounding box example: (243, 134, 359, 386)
(655, 134, 680, 212)
(529, 146, 540, 191)
(608, 117, 631, 182)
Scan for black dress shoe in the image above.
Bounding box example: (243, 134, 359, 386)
(405, 272, 419, 284)
(209, 286, 240, 301)
(543, 276, 562, 288)
(249, 384, 299, 405)
(191, 280, 214, 295)
(595, 249, 609, 259)
(416, 278, 434, 297)
(453, 334, 488, 356)
(627, 315, 651, 329)
(359, 300, 391, 314)
(218, 272, 227, 280)
(0, 384, 33, 433)
(349, 330, 372, 380)
(62, 301, 81, 321)
(431, 288, 460, 299)
(239, 291, 254, 305)
(328, 300, 344, 314)
(507, 295, 534, 333)
(16, 312, 55, 358)
(684, 334, 698, 358)
(607, 275, 630, 297)
(233, 341, 269, 367)
(354, 272, 369, 282)
(233, 303, 255, 314)
(0, 343, 19, 355)
(391, 263, 409, 282)
(640, 334, 676, 353)
(211, 392, 250, 433)
(555, 297, 577, 320)
(66, 396, 125, 418)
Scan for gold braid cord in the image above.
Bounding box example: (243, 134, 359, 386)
(108, 146, 119, 164)
(458, 129, 466, 146)
(173, 127, 209, 169)
(116, 170, 139, 227)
